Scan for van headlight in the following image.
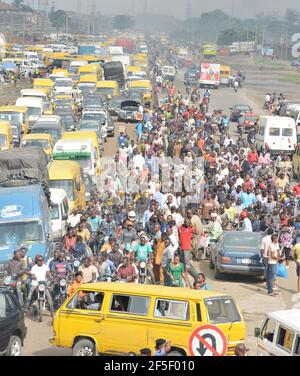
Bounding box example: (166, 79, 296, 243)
(4, 276, 11, 286)
(39, 284, 46, 292)
(60, 279, 67, 287)
(140, 261, 146, 269)
(74, 260, 80, 268)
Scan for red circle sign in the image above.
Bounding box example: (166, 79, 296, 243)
(188, 324, 227, 356)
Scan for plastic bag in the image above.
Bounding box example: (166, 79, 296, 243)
(276, 263, 288, 279)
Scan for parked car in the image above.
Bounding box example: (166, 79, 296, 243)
(209, 231, 264, 279)
(230, 104, 253, 122)
(0, 287, 27, 356)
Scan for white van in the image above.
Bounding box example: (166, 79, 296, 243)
(255, 309, 300, 356)
(15, 96, 44, 128)
(54, 78, 73, 95)
(50, 189, 69, 241)
(53, 139, 98, 185)
(256, 116, 297, 155)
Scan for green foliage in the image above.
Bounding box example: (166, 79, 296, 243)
(49, 9, 68, 29)
(113, 15, 134, 31)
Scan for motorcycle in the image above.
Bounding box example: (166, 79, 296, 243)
(3, 274, 27, 305)
(32, 281, 48, 322)
(234, 85, 238, 93)
(136, 260, 155, 285)
(53, 276, 69, 309)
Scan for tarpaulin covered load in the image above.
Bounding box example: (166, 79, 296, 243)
(0, 148, 51, 206)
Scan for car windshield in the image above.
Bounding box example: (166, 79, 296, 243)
(83, 113, 105, 121)
(223, 234, 261, 249)
(236, 106, 250, 111)
(0, 221, 43, 244)
(205, 298, 241, 325)
(50, 204, 59, 220)
(55, 99, 72, 106)
(0, 134, 7, 147)
(27, 107, 41, 117)
(244, 116, 256, 121)
(49, 180, 74, 201)
(0, 112, 22, 124)
(78, 83, 96, 91)
(110, 98, 122, 106)
(31, 128, 59, 139)
(22, 139, 49, 148)
(97, 88, 114, 95)
(55, 80, 72, 87)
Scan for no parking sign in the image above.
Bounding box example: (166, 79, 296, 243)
(188, 324, 227, 356)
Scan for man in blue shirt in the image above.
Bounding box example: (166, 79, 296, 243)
(241, 188, 256, 209)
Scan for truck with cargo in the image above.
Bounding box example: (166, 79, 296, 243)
(232, 41, 256, 53)
(115, 37, 134, 53)
(199, 62, 220, 89)
(112, 54, 131, 78)
(103, 61, 125, 87)
(0, 149, 53, 267)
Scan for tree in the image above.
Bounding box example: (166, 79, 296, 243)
(49, 8, 68, 30)
(113, 15, 134, 31)
(13, 0, 24, 8)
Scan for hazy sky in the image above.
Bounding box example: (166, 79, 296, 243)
(51, 0, 300, 19)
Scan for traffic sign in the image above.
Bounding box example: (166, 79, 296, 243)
(188, 324, 227, 356)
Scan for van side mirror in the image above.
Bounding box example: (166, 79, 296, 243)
(76, 181, 81, 191)
(254, 327, 260, 338)
(62, 214, 68, 221)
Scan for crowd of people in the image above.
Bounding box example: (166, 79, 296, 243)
(4, 45, 300, 324)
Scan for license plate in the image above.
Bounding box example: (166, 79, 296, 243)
(237, 259, 251, 264)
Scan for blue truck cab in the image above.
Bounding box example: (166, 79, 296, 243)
(0, 185, 53, 266)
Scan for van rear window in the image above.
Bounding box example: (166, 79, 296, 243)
(205, 298, 241, 324)
(282, 128, 293, 137)
(269, 128, 280, 136)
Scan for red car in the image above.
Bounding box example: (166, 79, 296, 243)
(238, 113, 258, 131)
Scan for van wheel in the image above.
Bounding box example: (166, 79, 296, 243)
(209, 256, 215, 270)
(6, 336, 22, 356)
(167, 351, 184, 356)
(72, 339, 96, 356)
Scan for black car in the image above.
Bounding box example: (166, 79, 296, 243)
(0, 287, 27, 356)
(209, 231, 264, 280)
(118, 99, 141, 123)
(60, 114, 77, 131)
(107, 96, 126, 116)
(230, 104, 253, 122)
(107, 112, 115, 137)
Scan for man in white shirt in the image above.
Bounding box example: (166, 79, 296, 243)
(241, 213, 253, 232)
(133, 150, 145, 171)
(25, 255, 54, 314)
(68, 209, 81, 227)
(261, 228, 274, 281)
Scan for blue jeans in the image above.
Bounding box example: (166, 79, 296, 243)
(263, 257, 269, 280)
(267, 264, 277, 294)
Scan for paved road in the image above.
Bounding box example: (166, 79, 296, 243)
(22, 69, 300, 356)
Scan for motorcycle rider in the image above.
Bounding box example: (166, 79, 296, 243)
(116, 256, 137, 283)
(6, 250, 27, 307)
(203, 89, 211, 102)
(25, 255, 54, 315)
(233, 80, 239, 92)
(50, 253, 72, 299)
